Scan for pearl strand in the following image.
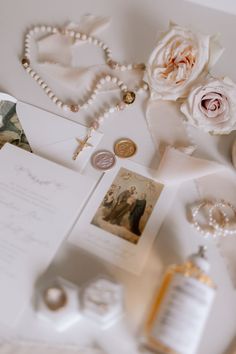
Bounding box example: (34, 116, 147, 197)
(21, 24, 147, 113)
(190, 199, 236, 238)
(190, 201, 216, 238)
(208, 200, 236, 237)
(63, 27, 145, 71)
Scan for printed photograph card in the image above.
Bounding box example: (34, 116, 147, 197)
(69, 160, 176, 274)
(0, 93, 31, 152)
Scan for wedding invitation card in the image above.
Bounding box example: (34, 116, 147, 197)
(69, 160, 176, 274)
(0, 144, 95, 327)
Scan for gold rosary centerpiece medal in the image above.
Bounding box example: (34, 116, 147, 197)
(114, 138, 137, 158)
(43, 286, 67, 311)
(123, 91, 136, 104)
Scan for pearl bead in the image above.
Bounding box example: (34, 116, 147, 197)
(57, 101, 62, 108)
(120, 65, 126, 71)
(105, 75, 111, 82)
(88, 99, 93, 105)
(142, 83, 149, 91)
(97, 116, 104, 123)
(62, 104, 70, 112)
(52, 96, 58, 103)
(117, 102, 126, 111)
(82, 34, 87, 40)
(127, 64, 133, 70)
(112, 77, 118, 84)
(92, 38, 98, 45)
(91, 121, 99, 130)
(100, 78, 105, 85)
(34, 26, 40, 33)
(75, 33, 81, 39)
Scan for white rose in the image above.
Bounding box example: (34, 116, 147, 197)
(145, 23, 223, 101)
(180, 77, 236, 134)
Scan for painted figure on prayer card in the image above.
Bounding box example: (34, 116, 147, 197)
(129, 193, 147, 236)
(104, 186, 137, 225)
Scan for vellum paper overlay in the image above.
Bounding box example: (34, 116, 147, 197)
(69, 160, 176, 275)
(0, 144, 95, 327)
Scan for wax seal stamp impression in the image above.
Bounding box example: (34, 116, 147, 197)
(82, 277, 124, 329)
(91, 150, 116, 171)
(35, 277, 82, 331)
(114, 138, 137, 158)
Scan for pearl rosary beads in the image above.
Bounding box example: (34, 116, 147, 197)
(21, 25, 147, 113)
(21, 25, 149, 159)
(190, 199, 236, 238)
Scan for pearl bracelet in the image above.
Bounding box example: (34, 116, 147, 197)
(189, 199, 236, 238)
(208, 200, 236, 237)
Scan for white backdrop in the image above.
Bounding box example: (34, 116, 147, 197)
(186, 0, 236, 15)
(0, 0, 236, 354)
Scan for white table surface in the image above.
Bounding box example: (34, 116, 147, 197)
(0, 0, 236, 353)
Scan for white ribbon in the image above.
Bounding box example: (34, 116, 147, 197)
(35, 15, 142, 101)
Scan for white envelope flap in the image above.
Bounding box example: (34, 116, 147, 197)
(16, 101, 103, 172)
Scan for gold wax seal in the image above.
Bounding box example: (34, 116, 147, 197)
(114, 138, 137, 158)
(123, 91, 136, 104)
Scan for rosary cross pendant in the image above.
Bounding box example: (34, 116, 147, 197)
(72, 135, 93, 160)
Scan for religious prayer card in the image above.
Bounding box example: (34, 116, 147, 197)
(0, 144, 95, 327)
(69, 160, 176, 274)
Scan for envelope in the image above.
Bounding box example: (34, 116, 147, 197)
(15, 100, 103, 172)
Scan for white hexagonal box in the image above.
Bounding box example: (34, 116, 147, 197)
(82, 276, 124, 329)
(35, 277, 82, 331)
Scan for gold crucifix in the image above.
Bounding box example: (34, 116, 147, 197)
(72, 134, 93, 160)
